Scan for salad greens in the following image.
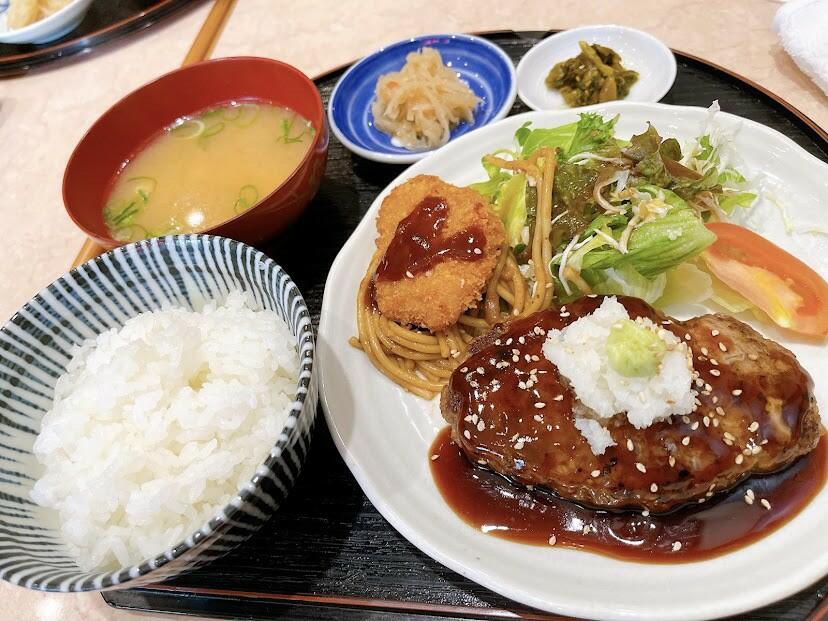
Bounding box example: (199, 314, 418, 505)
(470, 104, 756, 304)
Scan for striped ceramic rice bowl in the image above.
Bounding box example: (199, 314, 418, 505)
(0, 234, 316, 591)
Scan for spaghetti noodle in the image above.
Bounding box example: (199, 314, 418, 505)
(351, 150, 559, 399)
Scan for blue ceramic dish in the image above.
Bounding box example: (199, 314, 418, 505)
(328, 33, 517, 164)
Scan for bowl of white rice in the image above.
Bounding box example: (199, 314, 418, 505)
(0, 234, 316, 591)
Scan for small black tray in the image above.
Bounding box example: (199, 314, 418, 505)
(0, 0, 204, 77)
(104, 31, 828, 621)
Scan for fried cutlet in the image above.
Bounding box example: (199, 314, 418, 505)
(440, 295, 821, 513)
(373, 175, 506, 332)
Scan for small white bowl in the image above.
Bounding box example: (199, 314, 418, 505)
(0, 0, 94, 44)
(516, 25, 676, 111)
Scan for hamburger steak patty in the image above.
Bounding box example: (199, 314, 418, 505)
(440, 296, 821, 513)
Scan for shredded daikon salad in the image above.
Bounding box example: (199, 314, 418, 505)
(372, 47, 480, 150)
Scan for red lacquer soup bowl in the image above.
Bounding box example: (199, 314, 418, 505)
(63, 56, 328, 248)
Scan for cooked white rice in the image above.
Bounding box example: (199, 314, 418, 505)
(30, 291, 299, 572)
(543, 297, 696, 453)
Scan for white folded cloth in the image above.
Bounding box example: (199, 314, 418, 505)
(774, 0, 828, 96)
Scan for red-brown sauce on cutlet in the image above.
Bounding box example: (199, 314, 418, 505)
(430, 427, 826, 562)
(376, 196, 487, 282)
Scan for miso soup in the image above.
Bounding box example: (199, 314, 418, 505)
(103, 101, 314, 241)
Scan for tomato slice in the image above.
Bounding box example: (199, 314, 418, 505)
(701, 222, 828, 337)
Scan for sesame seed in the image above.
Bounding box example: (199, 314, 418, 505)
(691, 421, 699, 430)
(746, 489, 755, 500)
(512, 356, 519, 362)
(748, 353, 758, 361)
(642, 510, 650, 517)
(711, 329, 720, 337)
(748, 421, 759, 432)
(405, 270, 414, 278)
(473, 247, 482, 255)
(650, 483, 658, 492)
(553, 394, 564, 401)
(463, 430, 471, 440)
(735, 454, 744, 465)
(712, 396, 719, 404)
(506, 338, 513, 345)
(695, 378, 705, 387)
(710, 358, 719, 366)
(518, 381, 527, 390)
(548, 535, 557, 546)
(751, 445, 763, 455)
(431, 454, 439, 461)
(533, 414, 543, 422)
(495, 339, 501, 345)
(635, 462, 647, 473)
(669, 456, 676, 467)
(710, 369, 721, 377)
(514, 440, 525, 450)
(684, 334, 692, 341)
(712, 418, 720, 427)
(530, 354, 540, 361)
(723, 431, 736, 441)
(672, 541, 682, 552)
(732, 389, 743, 396)
(460, 367, 468, 373)
(701, 347, 709, 356)
(681, 436, 690, 446)
(450, 349, 459, 357)
(476, 366, 484, 374)
(627, 439, 634, 451)
(760, 498, 771, 510)
(591, 470, 601, 478)
(560, 312, 571, 318)
(705, 383, 713, 392)
(534, 402, 545, 409)
(718, 342, 727, 352)
(518, 336, 526, 344)
(716, 406, 725, 416)
(703, 416, 710, 427)
(477, 420, 486, 432)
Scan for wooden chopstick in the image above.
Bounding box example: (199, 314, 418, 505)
(70, 0, 238, 269)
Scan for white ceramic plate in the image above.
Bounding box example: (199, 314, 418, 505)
(318, 101, 828, 621)
(0, 0, 93, 44)
(516, 25, 677, 111)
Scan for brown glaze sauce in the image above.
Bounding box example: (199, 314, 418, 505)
(431, 422, 826, 562)
(376, 196, 486, 282)
(444, 296, 818, 513)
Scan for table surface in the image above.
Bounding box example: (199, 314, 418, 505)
(0, 1, 825, 619)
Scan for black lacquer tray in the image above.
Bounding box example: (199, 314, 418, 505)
(104, 31, 828, 621)
(0, 0, 205, 77)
